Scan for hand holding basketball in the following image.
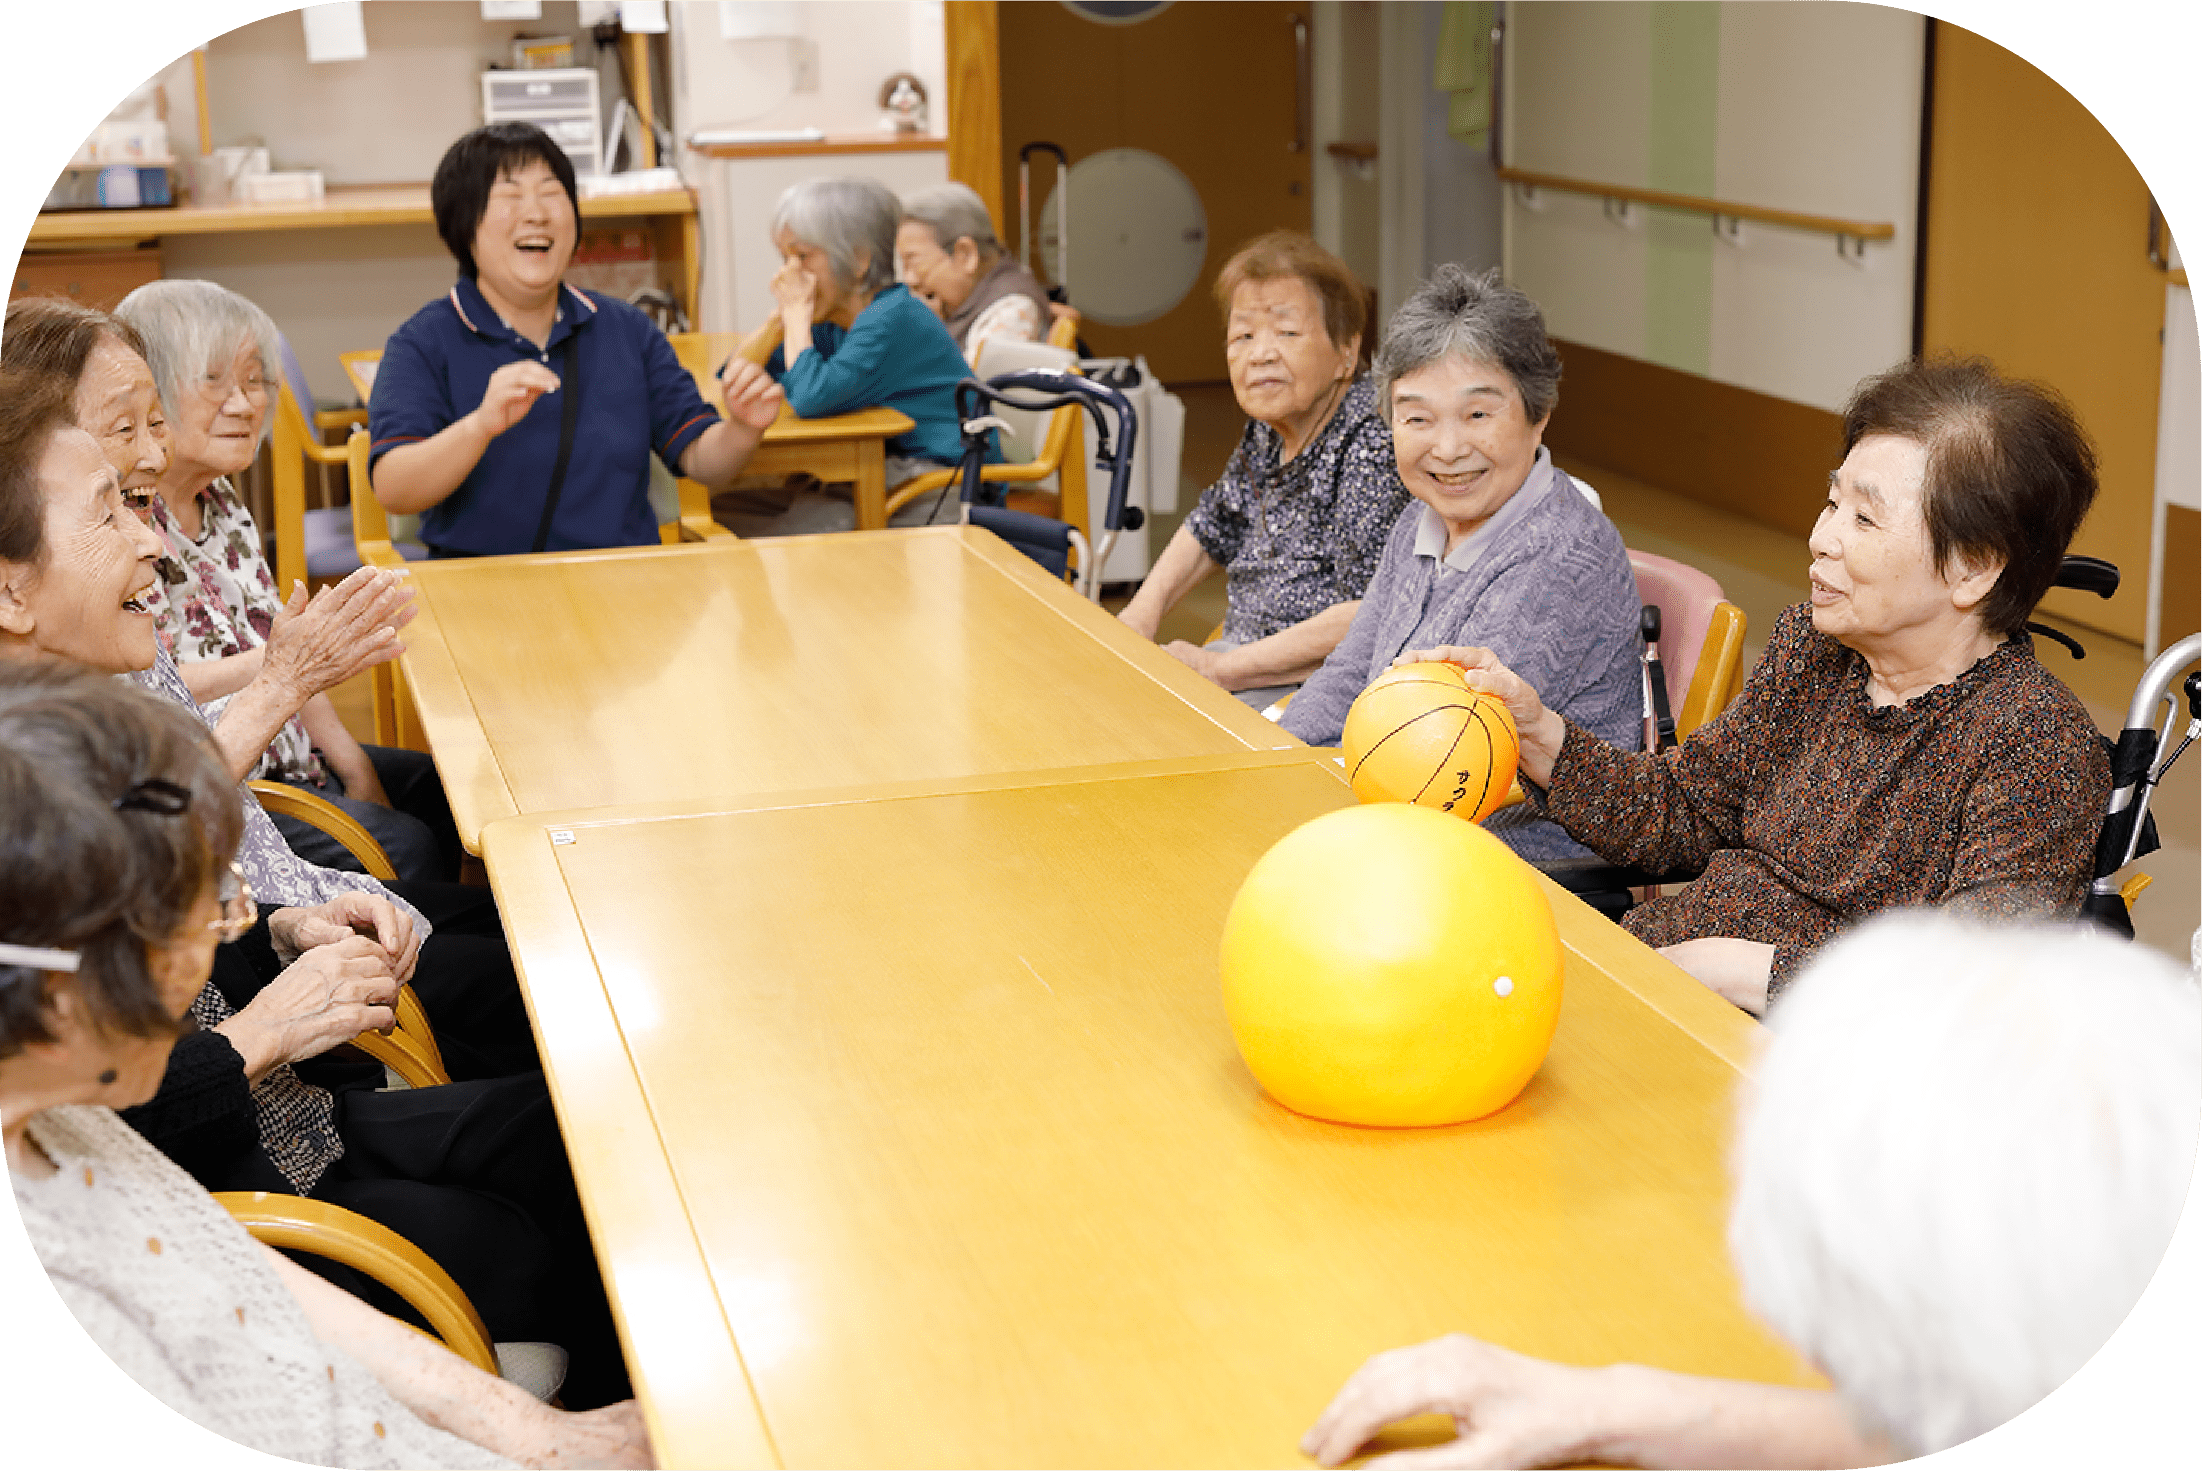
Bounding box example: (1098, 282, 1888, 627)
(1398, 646, 1567, 788)
(1341, 662, 1520, 822)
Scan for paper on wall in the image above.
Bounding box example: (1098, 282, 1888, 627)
(300, 1, 367, 64)
(719, 1, 803, 40)
(577, 1, 620, 24)
(620, 1, 670, 34)
(480, 1, 541, 18)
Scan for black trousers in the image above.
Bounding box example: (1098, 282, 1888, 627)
(299, 1072, 630, 1409)
(384, 879, 540, 1082)
(269, 743, 463, 884)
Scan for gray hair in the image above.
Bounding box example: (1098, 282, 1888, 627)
(771, 177, 901, 297)
(1729, 911, 2199, 1457)
(112, 279, 284, 443)
(1374, 264, 1561, 422)
(900, 182, 1003, 261)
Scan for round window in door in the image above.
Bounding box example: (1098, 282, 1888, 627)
(1038, 148, 1208, 328)
(1059, 1, 1174, 24)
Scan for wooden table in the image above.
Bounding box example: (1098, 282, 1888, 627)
(483, 750, 1817, 1468)
(670, 331, 915, 531)
(395, 527, 1297, 852)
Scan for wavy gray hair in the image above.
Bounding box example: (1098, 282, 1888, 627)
(771, 177, 901, 297)
(1373, 264, 1561, 422)
(1730, 911, 2199, 1458)
(113, 279, 284, 443)
(900, 182, 1003, 261)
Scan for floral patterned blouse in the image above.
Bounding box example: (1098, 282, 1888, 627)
(142, 478, 326, 785)
(1183, 375, 1410, 646)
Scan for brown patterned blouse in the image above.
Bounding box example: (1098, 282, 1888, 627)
(1543, 603, 2110, 997)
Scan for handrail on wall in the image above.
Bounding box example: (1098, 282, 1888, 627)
(1496, 165, 1896, 260)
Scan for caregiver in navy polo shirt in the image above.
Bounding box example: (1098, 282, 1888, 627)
(369, 123, 782, 555)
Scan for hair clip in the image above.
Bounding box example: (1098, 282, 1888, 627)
(0, 942, 80, 973)
(114, 777, 191, 815)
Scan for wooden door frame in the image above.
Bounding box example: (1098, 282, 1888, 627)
(945, 1, 1004, 228)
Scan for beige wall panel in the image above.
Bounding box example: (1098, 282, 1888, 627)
(1706, 2, 1920, 412)
(1511, 191, 1648, 366)
(1505, 1, 1652, 185)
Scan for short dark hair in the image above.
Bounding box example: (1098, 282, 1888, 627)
(0, 663, 243, 1058)
(1842, 356, 2098, 638)
(1374, 265, 1563, 424)
(2, 295, 149, 385)
(1214, 230, 1373, 373)
(430, 123, 580, 280)
(0, 367, 78, 568)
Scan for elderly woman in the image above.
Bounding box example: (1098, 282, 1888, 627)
(896, 181, 1053, 361)
(47, 283, 449, 883)
(370, 121, 781, 554)
(713, 176, 983, 536)
(1277, 265, 1640, 860)
(0, 662, 650, 1467)
(0, 369, 629, 1406)
(1302, 912, 2198, 1468)
(1119, 231, 1410, 708)
(1434, 357, 2110, 1013)
(4, 297, 540, 1082)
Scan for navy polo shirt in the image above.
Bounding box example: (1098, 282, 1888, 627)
(370, 279, 721, 554)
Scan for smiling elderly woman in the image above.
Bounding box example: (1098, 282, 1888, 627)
(713, 176, 983, 536)
(1433, 357, 2112, 1014)
(896, 181, 1053, 361)
(370, 122, 781, 554)
(1278, 265, 1641, 859)
(0, 662, 649, 1467)
(1118, 232, 1410, 708)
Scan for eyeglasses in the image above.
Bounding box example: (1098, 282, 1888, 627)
(198, 369, 272, 407)
(208, 861, 257, 943)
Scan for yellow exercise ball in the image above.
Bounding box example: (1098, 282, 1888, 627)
(1220, 802, 1563, 1126)
(1340, 662, 1521, 822)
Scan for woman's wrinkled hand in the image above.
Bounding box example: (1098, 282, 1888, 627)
(1399, 645, 1566, 786)
(1301, 1333, 1610, 1470)
(770, 257, 819, 321)
(215, 936, 400, 1080)
(266, 893, 419, 985)
(261, 565, 417, 704)
(512, 1398, 657, 1469)
(717, 357, 785, 433)
(468, 359, 561, 439)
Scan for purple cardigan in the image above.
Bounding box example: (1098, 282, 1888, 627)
(1281, 462, 1644, 860)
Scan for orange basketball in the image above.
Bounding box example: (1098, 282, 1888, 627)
(1220, 802, 1564, 1126)
(1340, 662, 1521, 822)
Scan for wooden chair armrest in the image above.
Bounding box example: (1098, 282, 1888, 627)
(678, 516, 734, 541)
(391, 984, 448, 1080)
(213, 1192, 497, 1374)
(884, 468, 955, 518)
(339, 1027, 451, 1091)
(245, 780, 398, 881)
(315, 406, 369, 432)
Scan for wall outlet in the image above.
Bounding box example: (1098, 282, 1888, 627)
(789, 37, 819, 93)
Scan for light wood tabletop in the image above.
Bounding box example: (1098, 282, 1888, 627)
(395, 527, 1298, 852)
(483, 751, 1813, 1468)
(671, 331, 915, 530)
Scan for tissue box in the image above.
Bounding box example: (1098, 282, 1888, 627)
(233, 171, 326, 205)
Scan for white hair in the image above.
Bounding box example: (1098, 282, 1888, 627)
(1728, 911, 2199, 1458)
(900, 181, 1003, 259)
(112, 279, 284, 447)
(770, 177, 900, 296)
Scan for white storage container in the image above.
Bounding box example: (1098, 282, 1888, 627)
(481, 68, 603, 178)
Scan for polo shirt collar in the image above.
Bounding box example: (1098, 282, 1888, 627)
(449, 276, 598, 352)
(1412, 446, 1558, 574)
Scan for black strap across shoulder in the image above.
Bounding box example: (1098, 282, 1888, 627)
(529, 335, 583, 554)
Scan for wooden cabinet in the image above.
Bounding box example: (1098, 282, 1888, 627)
(10, 245, 162, 310)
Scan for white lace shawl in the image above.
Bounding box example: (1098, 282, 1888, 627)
(13, 1106, 509, 1469)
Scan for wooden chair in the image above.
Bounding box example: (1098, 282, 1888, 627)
(248, 779, 397, 880)
(213, 1189, 568, 1399)
(267, 333, 370, 594)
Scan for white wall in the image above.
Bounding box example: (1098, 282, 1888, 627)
(668, 0, 948, 332)
(1502, 1, 1922, 414)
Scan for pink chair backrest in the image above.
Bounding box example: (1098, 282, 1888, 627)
(1628, 550, 1727, 713)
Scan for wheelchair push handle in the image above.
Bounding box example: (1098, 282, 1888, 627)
(951, 371, 1142, 534)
